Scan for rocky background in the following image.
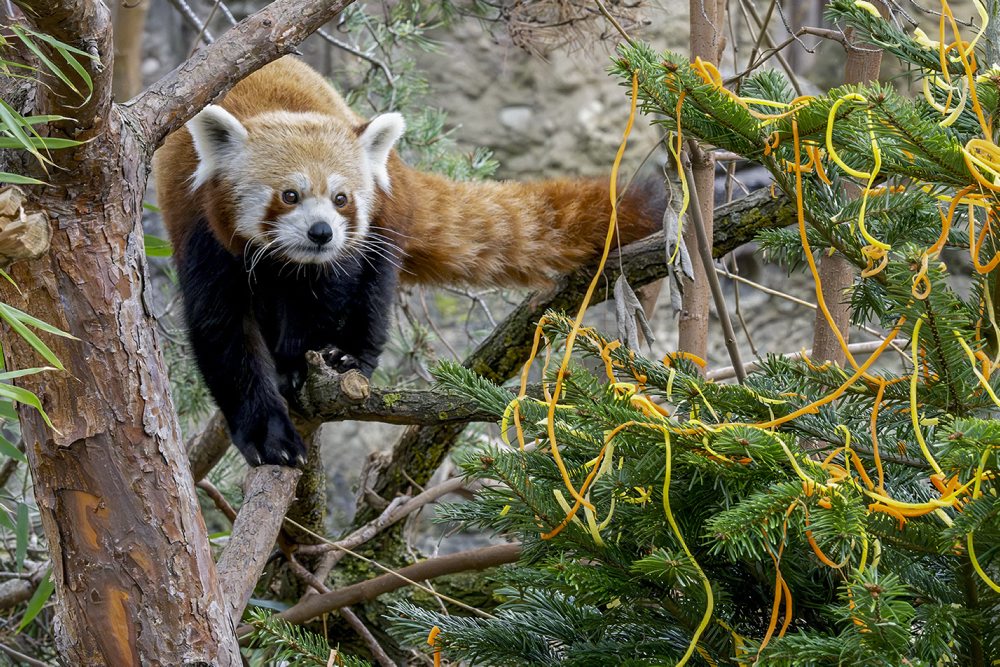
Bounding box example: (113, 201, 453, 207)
(131, 0, 970, 536)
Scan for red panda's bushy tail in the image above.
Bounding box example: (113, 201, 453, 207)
(381, 161, 664, 288)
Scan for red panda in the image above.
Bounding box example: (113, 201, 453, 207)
(154, 57, 662, 466)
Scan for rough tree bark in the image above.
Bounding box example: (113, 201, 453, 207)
(810, 3, 885, 366)
(0, 0, 354, 663)
(678, 0, 726, 364)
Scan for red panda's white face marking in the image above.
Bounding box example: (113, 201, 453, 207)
(186, 105, 404, 265)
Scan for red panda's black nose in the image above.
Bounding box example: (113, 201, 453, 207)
(307, 222, 333, 246)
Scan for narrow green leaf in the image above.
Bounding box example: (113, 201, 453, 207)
(17, 571, 53, 632)
(0, 268, 21, 294)
(0, 60, 36, 72)
(15, 502, 28, 570)
(144, 234, 173, 258)
(22, 115, 73, 125)
(0, 400, 17, 421)
(53, 44, 93, 102)
(0, 367, 55, 381)
(0, 172, 44, 185)
(0, 505, 14, 531)
(20, 25, 99, 60)
(0, 305, 64, 370)
(0, 137, 81, 150)
(0, 384, 54, 429)
(0, 302, 77, 339)
(142, 201, 161, 213)
(0, 434, 26, 463)
(0, 99, 43, 164)
(10, 26, 81, 98)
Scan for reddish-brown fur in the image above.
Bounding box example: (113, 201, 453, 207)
(154, 57, 661, 286)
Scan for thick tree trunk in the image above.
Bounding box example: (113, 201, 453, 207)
(0, 5, 240, 656)
(810, 11, 885, 366)
(2, 126, 241, 665)
(678, 0, 725, 364)
(0, 0, 357, 662)
(111, 0, 151, 101)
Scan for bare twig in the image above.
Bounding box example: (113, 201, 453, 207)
(339, 607, 395, 667)
(189, 0, 225, 55)
(237, 543, 521, 634)
(127, 0, 358, 151)
(727, 26, 848, 85)
(196, 478, 238, 523)
(683, 154, 745, 383)
(708, 339, 908, 381)
(187, 411, 231, 483)
(296, 476, 470, 558)
(735, 0, 802, 95)
(165, 0, 215, 43)
(286, 552, 423, 666)
(0, 642, 49, 667)
(315, 27, 394, 86)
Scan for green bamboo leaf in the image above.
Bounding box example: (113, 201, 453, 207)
(19, 25, 99, 59)
(0, 302, 76, 339)
(15, 502, 28, 570)
(0, 172, 44, 185)
(0, 60, 36, 72)
(0, 434, 26, 463)
(142, 201, 161, 213)
(0, 367, 55, 381)
(17, 571, 53, 632)
(10, 26, 82, 99)
(52, 45, 93, 102)
(0, 268, 21, 294)
(0, 305, 64, 370)
(144, 234, 173, 258)
(22, 115, 73, 125)
(0, 99, 44, 165)
(0, 137, 81, 150)
(0, 400, 16, 421)
(0, 383, 54, 429)
(0, 504, 13, 531)
(15, 27, 95, 102)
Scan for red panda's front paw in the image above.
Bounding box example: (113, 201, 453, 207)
(232, 411, 308, 468)
(322, 348, 363, 374)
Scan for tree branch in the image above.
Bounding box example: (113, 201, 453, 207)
(359, 189, 793, 512)
(126, 0, 356, 152)
(216, 465, 302, 623)
(188, 411, 231, 483)
(237, 543, 521, 634)
(296, 476, 471, 559)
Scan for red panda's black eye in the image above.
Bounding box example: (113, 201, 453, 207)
(281, 190, 300, 205)
(333, 193, 348, 208)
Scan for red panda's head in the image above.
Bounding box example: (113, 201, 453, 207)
(185, 105, 405, 265)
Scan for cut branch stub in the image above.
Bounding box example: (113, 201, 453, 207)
(300, 350, 371, 416)
(0, 186, 50, 264)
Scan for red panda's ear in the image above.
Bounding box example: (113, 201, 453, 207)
(187, 105, 248, 189)
(358, 112, 405, 192)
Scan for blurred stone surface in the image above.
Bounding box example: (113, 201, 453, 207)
(136, 0, 895, 545)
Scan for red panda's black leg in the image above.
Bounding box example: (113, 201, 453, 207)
(324, 246, 399, 377)
(178, 224, 308, 468)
